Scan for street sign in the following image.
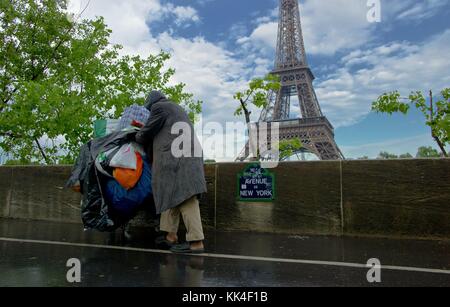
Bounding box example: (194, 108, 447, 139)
(237, 163, 275, 202)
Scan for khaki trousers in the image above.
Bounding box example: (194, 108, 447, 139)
(160, 196, 205, 242)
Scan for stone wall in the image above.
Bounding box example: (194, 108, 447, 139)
(0, 159, 449, 239)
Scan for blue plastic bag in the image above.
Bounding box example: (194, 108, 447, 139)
(104, 158, 153, 219)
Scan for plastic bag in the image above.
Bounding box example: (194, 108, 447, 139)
(110, 143, 137, 170)
(95, 147, 120, 178)
(132, 142, 146, 157)
(113, 152, 143, 190)
(104, 158, 153, 219)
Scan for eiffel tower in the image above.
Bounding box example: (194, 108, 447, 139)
(237, 0, 344, 161)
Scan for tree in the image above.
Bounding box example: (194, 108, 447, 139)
(416, 146, 440, 158)
(233, 74, 280, 160)
(4, 159, 39, 166)
(399, 153, 413, 159)
(233, 74, 280, 125)
(372, 89, 450, 157)
(0, 0, 201, 164)
(378, 151, 398, 159)
(277, 138, 303, 161)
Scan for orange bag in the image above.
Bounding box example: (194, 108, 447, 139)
(113, 152, 143, 190)
(72, 185, 81, 193)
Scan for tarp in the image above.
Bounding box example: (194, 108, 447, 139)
(66, 130, 146, 232)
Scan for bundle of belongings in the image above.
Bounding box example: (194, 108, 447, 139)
(66, 105, 155, 232)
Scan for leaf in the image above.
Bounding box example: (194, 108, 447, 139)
(232, 74, 281, 120)
(0, 0, 202, 164)
(372, 88, 450, 155)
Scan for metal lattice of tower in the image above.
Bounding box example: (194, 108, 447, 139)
(237, 0, 344, 161)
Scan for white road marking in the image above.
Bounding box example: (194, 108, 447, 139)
(1, 237, 449, 275)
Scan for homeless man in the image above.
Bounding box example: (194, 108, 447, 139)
(134, 90, 207, 254)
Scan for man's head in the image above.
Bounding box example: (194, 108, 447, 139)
(144, 90, 166, 110)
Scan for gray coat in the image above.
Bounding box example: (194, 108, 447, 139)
(135, 99, 207, 214)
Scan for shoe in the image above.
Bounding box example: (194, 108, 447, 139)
(121, 224, 132, 240)
(170, 242, 205, 254)
(155, 236, 177, 250)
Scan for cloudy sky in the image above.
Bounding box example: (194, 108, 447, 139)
(68, 0, 450, 160)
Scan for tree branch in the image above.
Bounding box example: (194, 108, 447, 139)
(34, 137, 49, 164)
(240, 98, 251, 125)
(430, 90, 434, 120)
(29, 12, 78, 83)
(429, 90, 448, 157)
(432, 135, 448, 157)
(1, 87, 18, 107)
(242, 89, 254, 106)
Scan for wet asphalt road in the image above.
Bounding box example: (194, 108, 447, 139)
(0, 219, 449, 287)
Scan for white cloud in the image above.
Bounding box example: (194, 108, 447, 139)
(68, 0, 159, 47)
(66, 0, 450, 161)
(155, 32, 249, 123)
(238, 21, 278, 50)
(233, 1, 450, 129)
(301, 0, 372, 56)
(68, 0, 200, 47)
(317, 29, 450, 127)
(237, 0, 450, 58)
(68, 0, 246, 120)
(393, 0, 449, 21)
(68, 0, 252, 160)
(238, 0, 373, 57)
(160, 3, 200, 27)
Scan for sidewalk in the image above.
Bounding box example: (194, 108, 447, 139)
(1, 218, 449, 287)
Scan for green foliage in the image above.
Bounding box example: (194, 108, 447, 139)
(378, 151, 398, 160)
(233, 74, 280, 123)
(0, 0, 201, 165)
(371, 91, 410, 115)
(416, 146, 440, 158)
(399, 153, 413, 159)
(277, 138, 302, 161)
(372, 88, 450, 156)
(4, 159, 40, 166)
(377, 148, 439, 159)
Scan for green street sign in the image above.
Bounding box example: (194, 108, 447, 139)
(237, 163, 276, 202)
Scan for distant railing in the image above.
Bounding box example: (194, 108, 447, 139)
(261, 117, 335, 132)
